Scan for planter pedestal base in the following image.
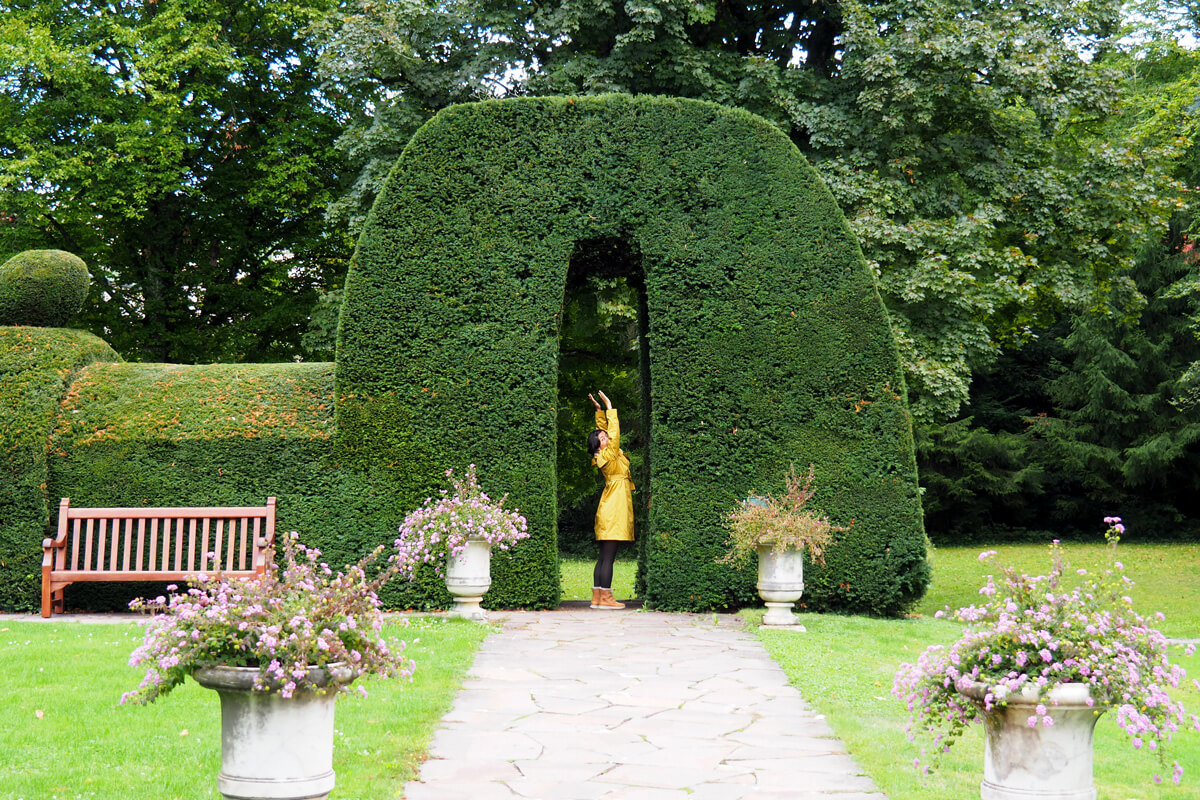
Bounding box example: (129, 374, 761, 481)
(194, 665, 352, 800)
(761, 602, 805, 628)
(962, 682, 1102, 800)
(449, 595, 488, 622)
(445, 538, 492, 622)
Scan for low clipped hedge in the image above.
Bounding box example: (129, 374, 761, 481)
(0, 327, 119, 611)
(43, 361, 453, 612)
(339, 95, 928, 614)
(0, 250, 90, 327)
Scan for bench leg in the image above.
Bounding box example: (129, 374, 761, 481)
(41, 569, 52, 618)
(41, 576, 65, 618)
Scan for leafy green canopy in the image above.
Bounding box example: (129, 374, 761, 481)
(319, 0, 1177, 419)
(339, 95, 928, 614)
(0, 0, 352, 362)
(914, 31, 1200, 544)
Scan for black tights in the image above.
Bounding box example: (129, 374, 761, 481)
(594, 540, 620, 589)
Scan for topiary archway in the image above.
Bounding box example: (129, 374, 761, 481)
(338, 95, 928, 614)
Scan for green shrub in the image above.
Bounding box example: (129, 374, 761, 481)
(339, 94, 928, 614)
(0, 327, 119, 611)
(42, 361, 452, 613)
(0, 250, 91, 327)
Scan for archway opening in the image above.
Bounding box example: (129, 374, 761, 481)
(556, 237, 651, 601)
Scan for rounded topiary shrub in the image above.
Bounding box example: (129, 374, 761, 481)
(0, 249, 91, 327)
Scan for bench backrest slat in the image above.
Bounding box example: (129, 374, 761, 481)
(70, 518, 80, 570)
(237, 518, 248, 571)
(109, 519, 120, 571)
(95, 519, 103, 569)
(134, 519, 146, 572)
(95, 519, 106, 571)
(190, 518, 200, 573)
(64, 506, 274, 519)
(83, 519, 94, 572)
(121, 519, 131, 572)
(208, 519, 219, 572)
(234, 520, 246, 575)
(172, 519, 183, 572)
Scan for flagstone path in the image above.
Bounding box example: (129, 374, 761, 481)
(401, 607, 887, 800)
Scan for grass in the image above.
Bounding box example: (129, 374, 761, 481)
(755, 541, 1200, 800)
(558, 555, 637, 602)
(918, 540, 1200, 638)
(5, 542, 1198, 799)
(0, 616, 488, 800)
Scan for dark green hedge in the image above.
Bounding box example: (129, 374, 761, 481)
(339, 95, 928, 614)
(0, 250, 90, 327)
(0, 327, 119, 611)
(40, 361, 456, 612)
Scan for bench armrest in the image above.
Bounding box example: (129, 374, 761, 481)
(43, 498, 71, 563)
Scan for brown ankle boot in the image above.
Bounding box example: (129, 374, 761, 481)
(590, 587, 603, 609)
(597, 588, 625, 609)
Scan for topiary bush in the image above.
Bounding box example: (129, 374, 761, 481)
(0, 327, 119, 611)
(339, 94, 929, 615)
(0, 249, 91, 327)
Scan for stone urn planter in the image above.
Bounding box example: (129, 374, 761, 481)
(959, 681, 1104, 800)
(756, 545, 806, 627)
(444, 536, 492, 621)
(193, 663, 355, 800)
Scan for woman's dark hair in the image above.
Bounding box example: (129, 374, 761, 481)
(587, 429, 605, 456)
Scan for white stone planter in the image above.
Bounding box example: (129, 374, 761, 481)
(960, 681, 1104, 800)
(193, 664, 354, 800)
(756, 545, 805, 627)
(445, 537, 492, 621)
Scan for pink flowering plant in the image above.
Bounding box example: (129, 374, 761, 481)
(394, 464, 529, 578)
(894, 518, 1198, 784)
(122, 532, 414, 705)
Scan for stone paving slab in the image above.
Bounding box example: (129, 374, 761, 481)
(401, 608, 886, 800)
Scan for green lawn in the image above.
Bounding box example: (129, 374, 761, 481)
(917, 541, 1200, 638)
(4, 543, 1197, 800)
(558, 555, 637, 602)
(756, 541, 1200, 800)
(0, 616, 488, 800)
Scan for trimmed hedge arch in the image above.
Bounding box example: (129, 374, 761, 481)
(339, 95, 929, 614)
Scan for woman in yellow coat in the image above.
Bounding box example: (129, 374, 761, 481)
(587, 390, 634, 610)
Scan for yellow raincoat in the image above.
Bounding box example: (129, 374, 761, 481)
(593, 408, 635, 542)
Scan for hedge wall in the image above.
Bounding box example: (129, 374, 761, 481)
(339, 95, 929, 614)
(40, 361, 455, 612)
(0, 327, 119, 611)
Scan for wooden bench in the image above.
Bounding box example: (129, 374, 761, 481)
(41, 498, 276, 617)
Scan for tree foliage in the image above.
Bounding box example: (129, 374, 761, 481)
(920, 219, 1200, 542)
(0, 0, 353, 362)
(318, 0, 1181, 418)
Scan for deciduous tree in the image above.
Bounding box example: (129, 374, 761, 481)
(319, 0, 1181, 417)
(0, 0, 353, 362)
